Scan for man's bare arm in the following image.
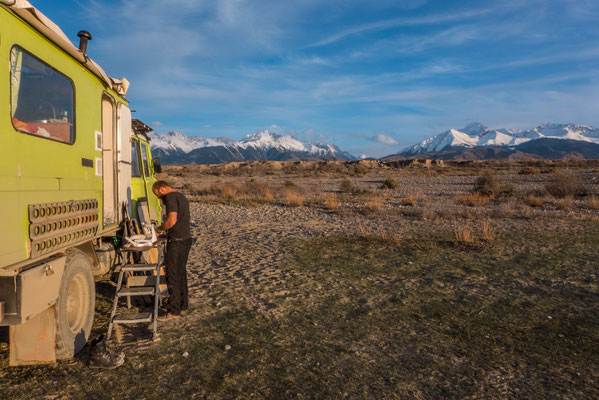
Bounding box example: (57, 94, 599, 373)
(157, 212, 177, 232)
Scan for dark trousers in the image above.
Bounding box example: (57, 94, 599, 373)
(165, 238, 192, 314)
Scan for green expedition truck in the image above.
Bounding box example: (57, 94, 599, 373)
(0, 1, 162, 365)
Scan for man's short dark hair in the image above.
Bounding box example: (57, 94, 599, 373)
(153, 180, 170, 191)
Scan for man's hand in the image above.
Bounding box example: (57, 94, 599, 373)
(155, 212, 178, 235)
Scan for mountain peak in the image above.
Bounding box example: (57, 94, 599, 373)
(402, 122, 599, 155)
(462, 122, 488, 136)
(244, 130, 281, 140)
(149, 129, 356, 164)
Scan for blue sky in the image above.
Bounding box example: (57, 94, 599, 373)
(32, 0, 599, 157)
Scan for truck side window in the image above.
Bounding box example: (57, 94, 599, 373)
(9, 46, 75, 144)
(131, 139, 141, 178)
(140, 143, 150, 177)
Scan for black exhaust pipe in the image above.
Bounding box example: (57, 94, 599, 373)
(77, 30, 92, 55)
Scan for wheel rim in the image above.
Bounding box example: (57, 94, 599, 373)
(66, 273, 89, 333)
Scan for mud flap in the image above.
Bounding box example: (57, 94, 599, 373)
(9, 306, 56, 366)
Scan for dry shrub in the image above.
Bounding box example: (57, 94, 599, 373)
(380, 177, 399, 190)
(480, 218, 496, 242)
(587, 195, 599, 210)
(348, 165, 368, 176)
(475, 171, 514, 197)
(260, 186, 275, 203)
(247, 183, 275, 202)
(283, 188, 304, 207)
(182, 182, 195, 192)
(210, 183, 236, 199)
(401, 194, 417, 206)
(324, 193, 340, 212)
(497, 198, 518, 216)
(519, 166, 541, 175)
(357, 218, 401, 245)
(339, 178, 359, 194)
(475, 171, 500, 196)
(554, 196, 574, 210)
(545, 171, 588, 198)
(453, 218, 496, 244)
(456, 192, 492, 207)
(453, 219, 475, 244)
(361, 194, 384, 212)
(523, 194, 544, 208)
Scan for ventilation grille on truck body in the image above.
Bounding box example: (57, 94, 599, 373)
(29, 200, 99, 257)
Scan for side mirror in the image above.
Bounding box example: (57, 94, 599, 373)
(152, 157, 162, 174)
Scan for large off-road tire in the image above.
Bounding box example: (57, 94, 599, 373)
(55, 250, 95, 359)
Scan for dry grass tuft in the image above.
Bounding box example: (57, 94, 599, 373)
(217, 184, 237, 199)
(283, 188, 305, 207)
(456, 192, 492, 207)
(480, 217, 496, 242)
(453, 219, 475, 244)
(587, 195, 599, 210)
(523, 194, 544, 208)
(401, 194, 417, 206)
(260, 186, 275, 203)
(554, 196, 574, 210)
(361, 194, 384, 213)
(357, 218, 401, 245)
(324, 193, 340, 212)
(518, 166, 541, 175)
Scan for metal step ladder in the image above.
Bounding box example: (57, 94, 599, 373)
(107, 243, 164, 341)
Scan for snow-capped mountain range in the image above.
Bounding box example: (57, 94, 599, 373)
(402, 123, 599, 155)
(148, 130, 355, 164)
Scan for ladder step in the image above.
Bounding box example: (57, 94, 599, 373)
(121, 263, 159, 272)
(112, 312, 153, 324)
(127, 275, 164, 287)
(117, 287, 155, 297)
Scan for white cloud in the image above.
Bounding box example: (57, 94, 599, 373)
(307, 6, 498, 48)
(373, 134, 398, 145)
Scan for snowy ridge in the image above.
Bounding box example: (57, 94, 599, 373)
(148, 130, 349, 159)
(403, 123, 599, 155)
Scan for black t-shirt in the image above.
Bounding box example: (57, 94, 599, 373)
(162, 191, 191, 240)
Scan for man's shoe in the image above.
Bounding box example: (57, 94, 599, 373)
(89, 335, 125, 369)
(90, 335, 125, 362)
(158, 312, 180, 321)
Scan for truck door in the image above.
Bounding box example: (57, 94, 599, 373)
(117, 103, 132, 219)
(139, 141, 160, 222)
(101, 94, 117, 227)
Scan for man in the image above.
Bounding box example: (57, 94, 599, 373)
(152, 180, 192, 319)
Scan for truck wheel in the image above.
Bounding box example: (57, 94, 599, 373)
(55, 250, 95, 359)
